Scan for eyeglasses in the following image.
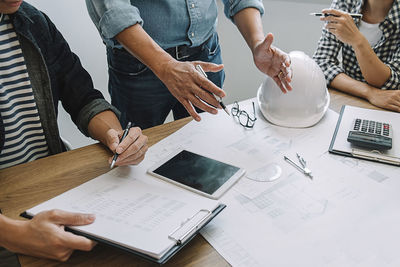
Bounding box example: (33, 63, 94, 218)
(231, 101, 257, 128)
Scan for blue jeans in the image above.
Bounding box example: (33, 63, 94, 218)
(106, 32, 225, 129)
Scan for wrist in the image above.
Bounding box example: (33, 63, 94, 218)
(0, 215, 27, 250)
(362, 83, 377, 101)
(250, 38, 264, 54)
(153, 57, 178, 81)
(351, 34, 369, 51)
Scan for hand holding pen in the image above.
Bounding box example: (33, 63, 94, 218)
(195, 64, 230, 116)
(157, 60, 225, 122)
(108, 122, 148, 168)
(314, 9, 364, 47)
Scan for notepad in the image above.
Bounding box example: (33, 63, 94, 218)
(329, 105, 400, 166)
(21, 167, 225, 264)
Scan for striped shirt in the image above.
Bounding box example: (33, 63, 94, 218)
(0, 15, 49, 169)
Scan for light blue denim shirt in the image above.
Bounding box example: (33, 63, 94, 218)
(86, 0, 264, 49)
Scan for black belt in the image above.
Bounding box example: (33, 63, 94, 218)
(165, 44, 204, 60)
(165, 35, 213, 60)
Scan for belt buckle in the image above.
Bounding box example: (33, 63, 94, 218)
(175, 46, 189, 60)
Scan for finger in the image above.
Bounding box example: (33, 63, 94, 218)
(281, 76, 292, 91)
(195, 61, 224, 73)
(387, 104, 400, 112)
(116, 146, 148, 166)
(61, 231, 97, 251)
(189, 94, 219, 114)
(115, 127, 141, 155)
(277, 70, 292, 91)
(283, 53, 291, 67)
(116, 134, 148, 163)
(279, 65, 289, 77)
(263, 33, 274, 51)
(47, 209, 96, 226)
(323, 9, 346, 17)
(57, 250, 74, 262)
(106, 129, 120, 153)
(118, 154, 146, 166)
(321, 15, 341, 23)
(272, 76, 287, 94)
(194, 84, 221, 108)
(283, 65, 292, 82)
(181, 99, 201, 121)
(196, 77, 226, 98)
(326, 27, 337, 34)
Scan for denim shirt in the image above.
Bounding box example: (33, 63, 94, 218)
(0, 2, 119, 155)
(86, 0, 264, 49)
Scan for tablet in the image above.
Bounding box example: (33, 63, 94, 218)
(147, 150, 245, 199)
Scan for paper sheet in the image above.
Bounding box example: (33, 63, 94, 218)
(146, 99, 400, 266)
(26, 167, 221, 259)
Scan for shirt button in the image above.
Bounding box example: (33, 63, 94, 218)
(191, 32, 195, 37)
(191, 3, 195, 8)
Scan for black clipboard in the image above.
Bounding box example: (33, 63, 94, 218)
(329, 105, 400, 166)
(20, 204, 226, 264)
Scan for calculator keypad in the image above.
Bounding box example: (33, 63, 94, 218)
(348, 118, 393, 150)
(352, 119, 392, 137)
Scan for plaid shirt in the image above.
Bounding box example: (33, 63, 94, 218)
(313, 0, 400, 90)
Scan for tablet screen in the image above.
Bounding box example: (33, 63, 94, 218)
(153, 150, 240, 195)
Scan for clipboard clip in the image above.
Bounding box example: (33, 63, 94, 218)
(168, 209, 211, 245)
(351, 148, 400, 165)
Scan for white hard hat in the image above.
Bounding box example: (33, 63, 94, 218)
(257, 51, 330, 128)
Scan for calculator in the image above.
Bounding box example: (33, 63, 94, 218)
(347, 118, 393, 150)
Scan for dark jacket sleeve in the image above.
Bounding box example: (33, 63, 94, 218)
(35, 12, 119, 136)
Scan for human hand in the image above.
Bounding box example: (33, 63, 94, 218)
(4, 210, 96, 261)
(252, 33, 292, 93)
(321, 9, 364, 47)
(158, 60, 226, 121)
(367, 87, 400, 112)
(107, 126, 148, 166)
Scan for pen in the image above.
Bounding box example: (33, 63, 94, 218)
(310, 12, 363, 19)
(110, 121, 132, 169)
(195, 64, 230, 116)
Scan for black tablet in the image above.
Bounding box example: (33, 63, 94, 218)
(147, 150, 245, 199)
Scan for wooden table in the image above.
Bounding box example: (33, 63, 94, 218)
(0, 89, 378, 266)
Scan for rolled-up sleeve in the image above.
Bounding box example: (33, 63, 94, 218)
(381, 46, 400, 90)
(222, 0, 264, 23)
(77, 99, 121, 137)
(85, 0, 143, 47)
(313, 28, 345, 86)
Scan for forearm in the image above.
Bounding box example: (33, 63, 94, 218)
(0, 215, 26, 251)
(352, 36, 391, 87)
(330, 73, 376, 101)
(87, 110, 122, 146)
(233, 8, 264, 53)
(115, 24, 175, 78)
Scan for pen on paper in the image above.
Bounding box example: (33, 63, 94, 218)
(110, 121, 132, 169)
(310, 12, 363, 19)
(195, 64, 230, 116)
(283, 155, 313, 180)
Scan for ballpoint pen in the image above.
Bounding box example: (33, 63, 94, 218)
(195, 64, 230, 116)
(110, 121, 132, 169)
(283, 155, 313, 179)
(310, 12, 363, 19)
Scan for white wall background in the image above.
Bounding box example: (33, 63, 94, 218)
(26, 0, 330, 149)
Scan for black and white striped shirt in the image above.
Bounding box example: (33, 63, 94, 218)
(313, 0, 400, 90)
(0, 15, 49, 169)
